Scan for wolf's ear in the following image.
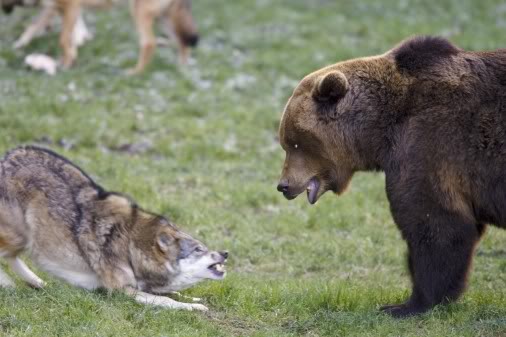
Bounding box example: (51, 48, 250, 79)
(94, 193, 132, 226)
(100, 194, 131, 216)
(313, 71, 348, 103)
(157, 232, 176, 252)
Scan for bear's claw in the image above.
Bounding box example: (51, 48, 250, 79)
(380, 303, 428, 318)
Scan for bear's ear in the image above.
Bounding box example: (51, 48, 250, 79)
(313, 71, 349, 103)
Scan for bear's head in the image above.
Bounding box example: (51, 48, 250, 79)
(277, 52, 410, 204)
(277, 69, 355, 204)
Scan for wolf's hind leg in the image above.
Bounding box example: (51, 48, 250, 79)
(0, 266, 14, 287)
(7, 257, 45, 288)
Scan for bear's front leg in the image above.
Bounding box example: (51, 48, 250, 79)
(381, 216, 482, 318)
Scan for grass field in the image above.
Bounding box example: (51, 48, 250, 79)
(1, 0, 506, 336)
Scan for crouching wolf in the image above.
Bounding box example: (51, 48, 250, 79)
(0, 146, 227, 311)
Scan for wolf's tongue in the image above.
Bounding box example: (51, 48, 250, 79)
(307, 178, 320, 205)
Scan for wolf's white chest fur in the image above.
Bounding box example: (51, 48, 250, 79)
(35, 256, 136, 289)
(35, 256, 102, 289)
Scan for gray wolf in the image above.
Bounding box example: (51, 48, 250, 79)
(0, 145, 226, 311)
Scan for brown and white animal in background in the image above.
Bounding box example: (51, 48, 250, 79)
(2, 0, 102, 50)
(0, 146, 227, 311)
(11, 2, 94, 50)
(2, 0, 199, 73)
(129, 0, 199, 74)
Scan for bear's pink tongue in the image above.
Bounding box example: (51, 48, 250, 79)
(307, 178, 320, 205)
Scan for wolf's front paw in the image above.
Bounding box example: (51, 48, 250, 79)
(170, 291, 202, 302)
(189, 303, 208, 311)
(29, 278, 46, 289)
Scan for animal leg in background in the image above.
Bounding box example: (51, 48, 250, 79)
(73, 13, 93, 47)
(59, 1, 80, 68)
(14, 5, 56, 49)
(129, 1, 156, 74)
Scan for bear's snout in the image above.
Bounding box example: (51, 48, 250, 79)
(277, 180, 289, 193)
(276, 179, 300, 200)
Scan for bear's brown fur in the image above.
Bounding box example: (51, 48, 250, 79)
(277, 36, 506, 317)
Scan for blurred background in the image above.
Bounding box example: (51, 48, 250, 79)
(0, 1, 506, 336)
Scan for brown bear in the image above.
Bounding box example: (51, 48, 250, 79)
(276, 36, 506, 318)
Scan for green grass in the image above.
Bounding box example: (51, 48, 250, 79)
(1, 0, 506, 336)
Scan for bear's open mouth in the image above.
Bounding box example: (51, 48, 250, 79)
(306, 177, 320, 204)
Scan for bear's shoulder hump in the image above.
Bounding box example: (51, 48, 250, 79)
(392, 36, 460, 73)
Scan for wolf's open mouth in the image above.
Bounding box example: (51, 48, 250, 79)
(208, 263, 226, 277)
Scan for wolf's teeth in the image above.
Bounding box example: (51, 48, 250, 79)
(215, 264, 225, 272)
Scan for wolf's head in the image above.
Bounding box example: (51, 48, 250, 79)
(108, 195, 227, 292)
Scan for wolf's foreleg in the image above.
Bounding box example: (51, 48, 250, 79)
(0, 265, 14, 287)
(169, 291, 202, 302)
(125, 287, 208, 311)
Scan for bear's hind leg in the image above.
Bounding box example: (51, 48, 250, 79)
(381, 220, 480, 318)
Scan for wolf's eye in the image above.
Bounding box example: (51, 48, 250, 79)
(294, 144, 299, 149)
(194, 246, 204, 253)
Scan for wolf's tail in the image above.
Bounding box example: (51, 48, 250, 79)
(1, 0, 24, 14)
(1, 4, 15, 13)
(2, 0, 16, 14)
